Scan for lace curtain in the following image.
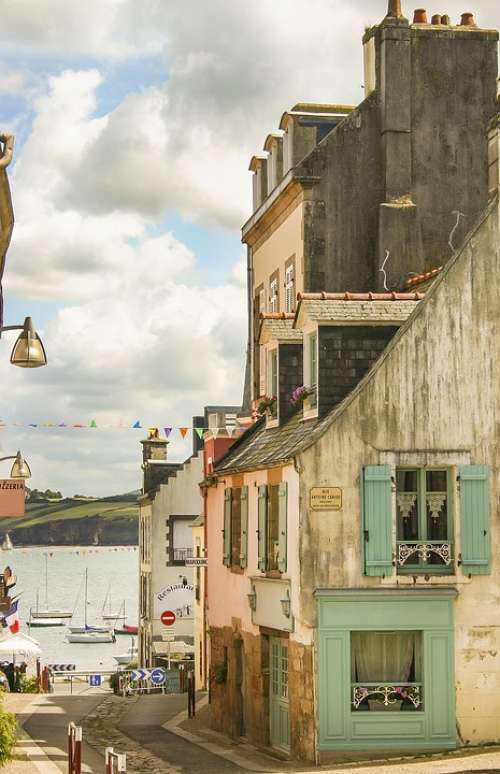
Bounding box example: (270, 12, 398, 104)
(352, 631, 416, 682)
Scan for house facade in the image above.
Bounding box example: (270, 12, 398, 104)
(205, 1, 500, 764)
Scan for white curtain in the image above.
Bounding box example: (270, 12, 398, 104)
(352, 632, 415, 682)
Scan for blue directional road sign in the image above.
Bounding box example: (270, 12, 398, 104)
(130, 669, 148, 682)
(150, 668, 166, 686)
(89, 674, 102, 687)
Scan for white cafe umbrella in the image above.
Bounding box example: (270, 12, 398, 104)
(0, 632, 41, 659)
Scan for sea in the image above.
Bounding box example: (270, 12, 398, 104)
(5, 545, 139, 671)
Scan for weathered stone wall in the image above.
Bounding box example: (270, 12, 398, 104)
(288, 641, 316, 762)
(297, 22, 498, 295)
(209, 625, 269, 747)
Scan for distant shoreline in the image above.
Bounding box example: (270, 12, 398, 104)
(6, 544, 138, 550)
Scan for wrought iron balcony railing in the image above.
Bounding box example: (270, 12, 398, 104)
(352, 682, 422, 710)
(397, 541, 452, 567)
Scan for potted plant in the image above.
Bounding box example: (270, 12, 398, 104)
(290, 385, 312, 405)
(256, 396, 277, 418)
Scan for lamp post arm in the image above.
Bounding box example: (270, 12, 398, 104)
(0, 324, 23, 333)
(0, 456, 16, 463)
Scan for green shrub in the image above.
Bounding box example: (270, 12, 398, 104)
(0, 700, 16, 766)
(19, 676, 39, 694)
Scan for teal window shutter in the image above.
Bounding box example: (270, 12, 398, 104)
(362, 465, 393, 576)
(459, 465, 490, 575)
(278, 482, 288, 573)
(258, 485, 267, 571)
(240, 486, 249, 569)
(223, 488, 232, 566)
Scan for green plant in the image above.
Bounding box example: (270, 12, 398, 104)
(19, 675, 39, 694)
(0, 699, 16, 765)
(214, 663, 227, 684)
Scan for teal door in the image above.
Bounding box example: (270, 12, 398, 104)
(270, 638, 290, 749)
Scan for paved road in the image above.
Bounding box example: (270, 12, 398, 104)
(8, 694, 105, 773)
(119, 693, 245, 772)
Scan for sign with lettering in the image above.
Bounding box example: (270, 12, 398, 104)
(155, 580, 194, 620)
(185, 557, 208, 567)
(0, 480, 25, 518)
(310, 487, 342, 511)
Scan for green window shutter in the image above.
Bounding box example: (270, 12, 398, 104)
(459, 465, 490, 575)
(362, 465, 393, 577)
(258, 485, 267, 571)
(240, 486, 249, 569)
(278, 482, 288, 573)
(223, 488, 232, 566)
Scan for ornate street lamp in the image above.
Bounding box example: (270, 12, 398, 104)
(1, 317, 47, 368)
(0, 451, 32, 479)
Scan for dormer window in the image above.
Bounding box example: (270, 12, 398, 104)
(269, 275, 279, 313)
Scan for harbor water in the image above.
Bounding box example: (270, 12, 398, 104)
(5, 546, 139, 670)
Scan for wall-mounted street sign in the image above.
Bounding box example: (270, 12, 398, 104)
(0, 480, 25, 518)
(310, 487, 342, 511)
(130, 667, 166, 685)
(161, 633, 176, 642)
(185, 557, 208, 567)
(89, 674, 102, 687)
(160, 610, 176, 627)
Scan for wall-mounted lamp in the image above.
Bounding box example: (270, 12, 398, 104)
(1, 317, 47, 368)
(0, 451, 32, 479)
(247, 584, 257, 612)
(280, 588, 291, 619)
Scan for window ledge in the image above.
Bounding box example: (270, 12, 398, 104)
(266, 418, 279, 430)
(230, 566, 245, 575)
(302, 407, 318, 421)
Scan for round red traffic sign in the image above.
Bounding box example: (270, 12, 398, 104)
(161, 610, 176, 627)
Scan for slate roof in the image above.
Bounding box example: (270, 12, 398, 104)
(214, 410, 319, 474)
(259, 314, 303, 344)
(294, 297, 421, 327)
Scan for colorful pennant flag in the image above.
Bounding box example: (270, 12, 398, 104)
(211, 428, 220, 439)
(194, 427, 205, 440)
(132, 421, 142, 429)
(164, 427, 172, 438)
(179, 427, 189, 439)
(90, 420, 97, 428)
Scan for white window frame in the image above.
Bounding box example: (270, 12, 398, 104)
(259, 287, 266, 315)
(285, 265, 295, 313)
(267, 348, 278, 399)
(270, 278, 279, 313)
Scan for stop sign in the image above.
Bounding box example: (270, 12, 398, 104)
(161, 610, 176, 627)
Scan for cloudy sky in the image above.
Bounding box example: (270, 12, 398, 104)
(0, 0, 498, 496)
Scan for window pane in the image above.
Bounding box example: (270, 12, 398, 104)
(267, 485, 280, 570)
(231, 489, 242, 566)
(351, 631, 423, 712)
(426, 470, 448, 544)
(396, 469, 419, 541)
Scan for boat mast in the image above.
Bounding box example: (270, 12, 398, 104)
(44, 553, 49, 609)
(84, 568, 88, 629)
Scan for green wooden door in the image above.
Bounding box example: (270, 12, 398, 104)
(270, 638, 290, 750)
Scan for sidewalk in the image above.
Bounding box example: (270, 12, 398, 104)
(167, 696, 500, 774)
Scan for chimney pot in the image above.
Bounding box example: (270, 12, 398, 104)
(441, 13, 451, 24)
(431, 13, 442, 24)
(413, 8, 428, 23)
(386, 0, 403, 17)
(460, 12, 475, 26)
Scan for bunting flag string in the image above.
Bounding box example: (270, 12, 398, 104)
(0, 419, 244, 439)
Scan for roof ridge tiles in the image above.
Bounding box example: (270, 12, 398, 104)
(298, 291, 425, 301)
(405, 267, 443, 287)
(260, 312, 296, 319)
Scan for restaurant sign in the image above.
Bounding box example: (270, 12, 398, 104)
(0, 480, 25, 518)
(310, 486, 342, 511)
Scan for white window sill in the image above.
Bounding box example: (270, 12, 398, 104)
(302, 407, 318, 421)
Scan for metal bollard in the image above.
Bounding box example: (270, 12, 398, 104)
(105, 747, 127, 773)
(187, 669, 196, 718)
(67, 722, 82, 774)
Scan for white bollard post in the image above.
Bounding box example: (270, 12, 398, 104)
(117, 753, 127, 771)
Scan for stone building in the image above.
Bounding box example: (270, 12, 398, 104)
(205, 1, 500, 763)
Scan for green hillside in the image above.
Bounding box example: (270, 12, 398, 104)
(1, 492, 139, 546)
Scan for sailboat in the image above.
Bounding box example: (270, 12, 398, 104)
(101, 585, 126, 621)
(113, 638, 138, 665)
(29, 554, 70, 626)
(2, 533, 13, 550)
(67, 569, 115, 644)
